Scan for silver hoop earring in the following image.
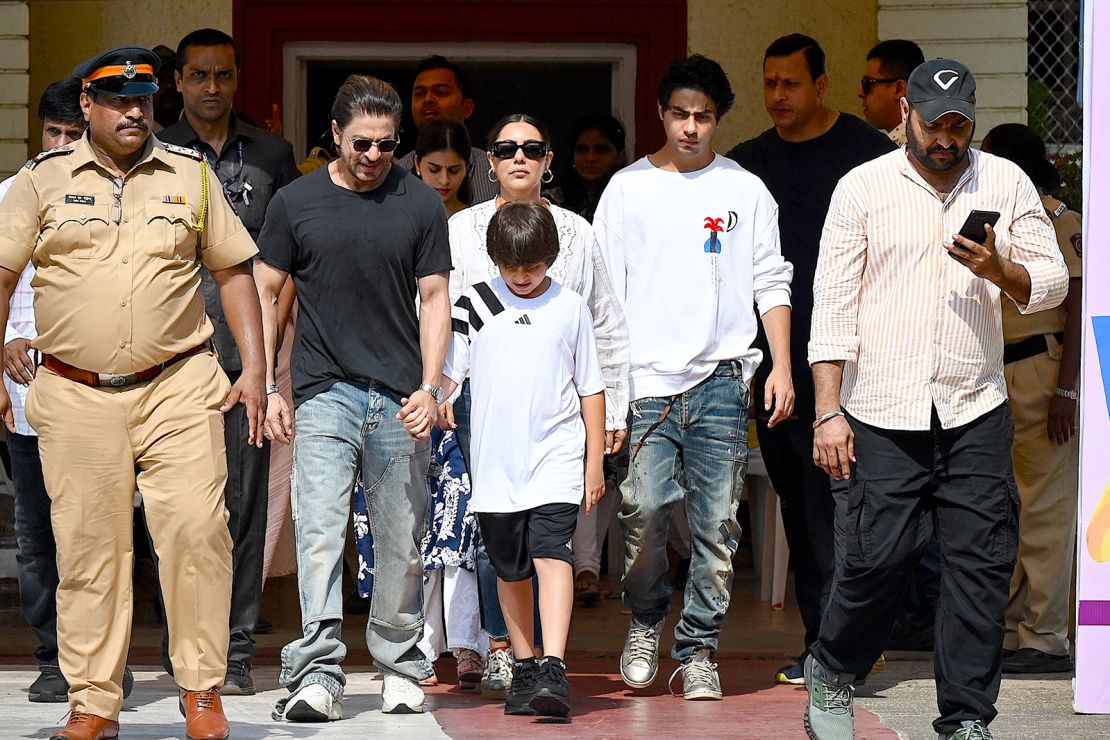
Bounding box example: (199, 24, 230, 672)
(487, 167, 498, 183)
(542, 169, 554, 184)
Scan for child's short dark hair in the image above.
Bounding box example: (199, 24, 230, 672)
(486, 202, 560, 268)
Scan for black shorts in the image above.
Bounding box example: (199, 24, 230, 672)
(477, 503, 580, 582)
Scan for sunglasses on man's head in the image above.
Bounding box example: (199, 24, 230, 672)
(349, 136, 399, 153)
(490, 140, 549, 159)
(860, 76, 901, 94)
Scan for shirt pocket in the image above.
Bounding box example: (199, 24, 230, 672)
(41, 204, 112, 260)
(143, 201, 199, 260)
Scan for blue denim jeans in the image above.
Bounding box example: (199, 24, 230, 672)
(9, 432, 60, 666)
(278, 381, 433, 701)
(620, 363, 749, 663)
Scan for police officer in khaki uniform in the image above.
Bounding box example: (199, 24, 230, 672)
(0, 47, 265, 740)
(983, 123, 1083, 677)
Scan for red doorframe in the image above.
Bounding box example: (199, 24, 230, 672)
(233, 0, 687, 156)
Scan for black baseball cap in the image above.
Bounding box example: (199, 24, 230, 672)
(905, 58, 976, 122)
(73, 46, 160, 96)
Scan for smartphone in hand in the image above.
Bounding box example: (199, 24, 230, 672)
(957, 210, 1001, 245)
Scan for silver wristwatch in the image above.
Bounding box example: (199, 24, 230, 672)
(1054, 386, 1079, 400)
(419, 383, 444, 403)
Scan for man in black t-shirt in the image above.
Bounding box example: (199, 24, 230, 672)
(255, 75, 452, 721)
(727, 33, 894, 686)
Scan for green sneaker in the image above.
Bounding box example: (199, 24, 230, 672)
(803, 654, 855, 740)
(939, 720, 994, 739)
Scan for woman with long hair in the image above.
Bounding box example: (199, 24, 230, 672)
(557, 113, 627, 223)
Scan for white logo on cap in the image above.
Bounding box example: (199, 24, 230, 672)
(124, 61, 136, 79)
(933, 70, 960, 91)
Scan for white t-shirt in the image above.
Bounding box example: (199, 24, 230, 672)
(445, 277, 605, 513)
(447, 199, 629, 429)
(593, 154, 793, 400)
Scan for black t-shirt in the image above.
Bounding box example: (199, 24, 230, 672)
(727, 113, 895, 383)
(258, 164, 452, 406)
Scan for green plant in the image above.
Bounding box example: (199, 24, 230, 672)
(1028, 77, 1054, 140)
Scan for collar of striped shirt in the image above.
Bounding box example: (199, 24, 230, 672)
(809, 147, 1069, 431)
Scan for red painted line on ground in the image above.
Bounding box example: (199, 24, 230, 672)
(423, 656, 899, 739)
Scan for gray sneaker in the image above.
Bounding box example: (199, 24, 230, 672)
(481, 647, 515, 699)
(667, 649, 722, 700)
(620, 618, 663, 688)
(803, 654, 855, 740)
(939, 720, 994, 740)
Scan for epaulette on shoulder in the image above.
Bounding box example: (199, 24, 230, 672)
(24, 146, 74, 170)
(162, 142, 204, 161)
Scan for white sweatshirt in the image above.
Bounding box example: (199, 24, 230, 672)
(593, 154, 793, 400)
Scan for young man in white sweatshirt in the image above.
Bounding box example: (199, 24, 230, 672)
(593, 53, 795, 700)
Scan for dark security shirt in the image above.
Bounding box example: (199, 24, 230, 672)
(160, 113, 299, 372)
(727, 113, 895, 380)
(258, 164, 452, 406)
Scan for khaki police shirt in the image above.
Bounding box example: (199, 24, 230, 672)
(1002, 195, 1083, 344)
(0, 132, 257, 374)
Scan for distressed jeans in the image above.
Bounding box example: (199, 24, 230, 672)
(620, 362, 750, 662)
(278, 381, 433, 703)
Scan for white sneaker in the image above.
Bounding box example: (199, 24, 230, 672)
(382, 672, 426, 714)
(279, 682, 341, 722)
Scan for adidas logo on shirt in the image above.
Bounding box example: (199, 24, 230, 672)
(514, 314, 532, 325)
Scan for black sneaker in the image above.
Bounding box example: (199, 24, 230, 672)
(528, 657, 571, 718)
(28, 665, 69, 702)
(504, 657, 539, 715)
(1001, 648, 1074, 674)
(122, 667, 134, 699)
(223, 662, 257, 695)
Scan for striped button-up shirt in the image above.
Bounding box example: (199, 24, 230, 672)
(809, 148, 1069, 431)
(1, 174, 37, 437)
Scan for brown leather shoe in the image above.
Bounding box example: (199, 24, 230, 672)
(49, 711, 119, 740)
(179, 688, 230, 740)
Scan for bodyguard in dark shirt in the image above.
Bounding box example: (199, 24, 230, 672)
(727, 33, 894, 686)
(159, 27, 298, 695)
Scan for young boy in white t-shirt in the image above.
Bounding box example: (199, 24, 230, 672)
(437, 201, 606, 718)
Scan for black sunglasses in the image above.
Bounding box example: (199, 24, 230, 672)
(860, 76, 901, 94)
(348, 136, 399, 153)
(490, 139, 548, 159)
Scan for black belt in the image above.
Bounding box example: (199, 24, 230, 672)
(1003, 332, 1064, 365)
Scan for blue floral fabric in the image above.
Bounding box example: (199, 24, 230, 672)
(354, 428, 477, 597)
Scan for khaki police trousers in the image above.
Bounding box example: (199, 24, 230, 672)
(26, 351, 233, 719)
(1003, 346, 1079, 656)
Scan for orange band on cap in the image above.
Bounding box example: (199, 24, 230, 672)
(82, 64, 155, 88)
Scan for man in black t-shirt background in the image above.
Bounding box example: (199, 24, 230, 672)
(727, 33, 895, 686)
(255, 74, 452, 722)
(157, 27, 300, 695)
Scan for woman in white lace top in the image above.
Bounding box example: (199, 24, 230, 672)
(447, 113, 629, 435)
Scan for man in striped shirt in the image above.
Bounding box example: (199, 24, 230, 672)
(803, 60, 1069, 740)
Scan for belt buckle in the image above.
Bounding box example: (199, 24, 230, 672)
(100, 373, 129, 387)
